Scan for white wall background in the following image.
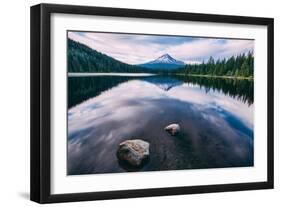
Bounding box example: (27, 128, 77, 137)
(0, 0, 279, 206)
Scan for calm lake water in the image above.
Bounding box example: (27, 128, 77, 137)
(67, 74, 254, 175)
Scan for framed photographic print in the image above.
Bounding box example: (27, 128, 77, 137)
(30, 3, 274, 203)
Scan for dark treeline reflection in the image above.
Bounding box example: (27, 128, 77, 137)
(68, 76, 133, 108)
(173, 76, 254, 106)
(68, 75, 253, 108)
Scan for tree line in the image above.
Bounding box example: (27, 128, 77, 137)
(68, 39, 144, 73)
(183, 52, 254, 78)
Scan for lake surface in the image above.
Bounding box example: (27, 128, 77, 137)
(67, 74, 254, 175)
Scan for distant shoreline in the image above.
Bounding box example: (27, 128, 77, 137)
(68, 72, 156, 77)
(175, 73, 254, 80)
(68, 72, 253, 80)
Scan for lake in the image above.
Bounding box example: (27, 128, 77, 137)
(67, 74, 254, 175)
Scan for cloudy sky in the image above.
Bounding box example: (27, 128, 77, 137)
(68, 31, 254, 65)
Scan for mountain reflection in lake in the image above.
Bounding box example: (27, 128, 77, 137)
(67, 75, 254, 175)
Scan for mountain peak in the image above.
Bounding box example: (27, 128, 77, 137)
(138, 54, 185, 70)
(151, 54, 185, 65)
(160, 53, 172, 58)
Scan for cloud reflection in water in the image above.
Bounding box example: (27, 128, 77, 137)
(68, 78, 253, 175)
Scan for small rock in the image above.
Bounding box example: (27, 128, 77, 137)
(117, 139, 150, 167)
(165, 123, 180, 136)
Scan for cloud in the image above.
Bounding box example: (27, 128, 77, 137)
(168, 38, 254, 63)
(68, 32, 165, 64)
(68, 32, 254, 65)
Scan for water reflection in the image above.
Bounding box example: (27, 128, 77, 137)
(173, 76, 254, 106)
(67, 75, 254, 175)
(68, 75, 253, 108)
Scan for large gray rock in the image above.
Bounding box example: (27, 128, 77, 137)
(117, 139, 150, 167)
(165, 123, 180, 136)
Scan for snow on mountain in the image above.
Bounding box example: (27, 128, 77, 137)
(148, 54, 185, 65)
(138, 54, 185, 70)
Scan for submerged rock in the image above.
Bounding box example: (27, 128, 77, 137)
(117, 139, 150, 167)
(165, 123, 180, 136)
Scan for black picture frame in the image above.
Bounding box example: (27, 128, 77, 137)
(30, 3, 274, 204)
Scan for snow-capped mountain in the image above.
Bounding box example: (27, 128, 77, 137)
(144, 76, 183, 91)
(138, 54, 186, 70)
(149, 54, 185, 65)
